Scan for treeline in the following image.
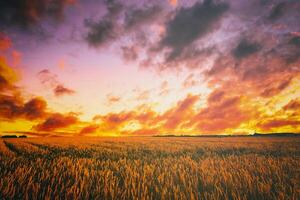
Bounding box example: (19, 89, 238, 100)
(1, 135, 27, 138)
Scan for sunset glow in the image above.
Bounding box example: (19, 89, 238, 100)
(0, 0, 299, 137)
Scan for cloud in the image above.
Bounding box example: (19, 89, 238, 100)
(92, 92, 255, 135)
(0, 34, 81, 136)
(84, 2, 163, 48)
(160, 0, 229, 59)
(0, 35, 48, 122)
(232, 38, 261, 59)
(0, 95, 23, 120)
(283, 99, 300, 111)
(192, 95, 252, 133)
(37, 69, 75, 97)
(289, 35, 300, 46)
(79, 124, 99, 135)
(159, 81, 169, 96)
(0, 32, 11, 50)
(162, 94, 199, 130)
(268, 2, 287, 21)
(101, 112, 134, 126)
(207, 89, 224, 103)
(124, 5, 163, 30)
(0, 75, 9, 90)
(121, 45, 138, 62)
(182, 74, 199, 89)
(92, 94, 197, 135)
(35, 113, 78, 132)
(206, 36, 300, 99)
(135, 89, 150, 101)
(0, 95, 47, 121)
(84, 0, 123, 47)
(37, 69, 59, 87)
(0, 55, 18, 92)
(125, 128, 159, 136)
(106, 94, 121, 105)
(54, 84, 75, 96)
(84, 18, 117, 48)
(22, 97, 47, 120)
(0, 0, 75, 29)
(258, 119, 300, 131)
(260, 78, 292, 97)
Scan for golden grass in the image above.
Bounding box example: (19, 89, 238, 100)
(0, 137, 299, 200)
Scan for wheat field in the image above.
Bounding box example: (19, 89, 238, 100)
(0, 137, 299, 200)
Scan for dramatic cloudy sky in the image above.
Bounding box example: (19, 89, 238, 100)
(0, 0, 299, 136)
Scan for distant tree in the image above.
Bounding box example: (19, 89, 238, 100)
(1, 135, 18, 138)
(19, 135, 27, 138)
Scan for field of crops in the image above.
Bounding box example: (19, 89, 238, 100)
(0, 137, 299, 200)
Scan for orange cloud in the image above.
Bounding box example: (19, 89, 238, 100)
(79, 124, 99, 135)
(0, 33, 11, 51)
(35, 113, 78, 132)
(90, 92, 257, 135)
(0, 34, 81, 136)
(258, 119, 300, 131)
(0, 96, 47, 121)
(22, 98, 47, 120)
(192, 95, 251, 133)
(0, 55, 18, 92)
(126, 128, 159, 136)
(0, 41, 48, 122)
(283, 99, 300, 111)
(93, 94, 234, 135)
(162, 94, 199, 130)
(0, 95, 23, 120)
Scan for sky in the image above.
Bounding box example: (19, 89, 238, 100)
(0, 0, 299, 137)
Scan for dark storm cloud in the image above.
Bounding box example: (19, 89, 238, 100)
(289, 36, 300, 46)
(160, 0, 229, 59)
(84, 0, 123, 47)
(232, 39, 261, 59)
(84, 1, 163, 48)
(268, 2, 288, 21)
(124, 5, 163, 30)
(84, 18, 117, 47)
(0, 0, 75, 29)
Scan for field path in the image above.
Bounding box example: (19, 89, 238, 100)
(1, 139, 48, 157)
(0, 139, 15, 157)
